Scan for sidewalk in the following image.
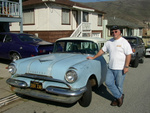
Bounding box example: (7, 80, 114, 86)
(0, 77, 14, 99)
(0, 62, 14, 99)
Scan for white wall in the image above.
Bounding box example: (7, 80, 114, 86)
(10, 3, 103, 32)
(89, 12, 103, 31)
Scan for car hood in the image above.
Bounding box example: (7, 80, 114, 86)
(16, 53, 88, 78)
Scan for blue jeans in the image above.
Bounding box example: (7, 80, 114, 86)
(105, 68, 126, 99)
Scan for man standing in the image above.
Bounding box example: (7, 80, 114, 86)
(87, 25, 132, 107)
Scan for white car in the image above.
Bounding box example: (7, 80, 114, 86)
(145, 48, 150, 56)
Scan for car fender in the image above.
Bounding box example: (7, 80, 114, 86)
(9, 50, 22, 59)
(69, 56, 107, 89)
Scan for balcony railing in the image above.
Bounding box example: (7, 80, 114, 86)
(0, 0, 20, 17)
(70, 22, 92, 37)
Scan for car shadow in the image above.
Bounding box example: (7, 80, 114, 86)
(16, 84, 114, 107)
(93, 84, 114, 101)
(0, 58, 11, 64)
(145, 56, 150, 58)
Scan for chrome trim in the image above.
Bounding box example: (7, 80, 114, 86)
(46, 86, 87, 96)
(16, 74, 71, 88)
(6, 78, 27, 88)
(11, 87, 82, 104)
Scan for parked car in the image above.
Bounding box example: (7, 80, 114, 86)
(0, 32, 53, 61)
(145, 47, 150, 57)
(6, 37, 109, 107)
(123, 36, 145, 68)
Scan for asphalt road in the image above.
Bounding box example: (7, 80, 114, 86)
(0, 58, 150, 113)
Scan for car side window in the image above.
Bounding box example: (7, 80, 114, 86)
(0, 34, 6, 42)
(139, 38, 144, 45)
(4, 35, 12, 43)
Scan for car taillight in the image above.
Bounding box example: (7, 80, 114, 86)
(39, 50, 46, 53)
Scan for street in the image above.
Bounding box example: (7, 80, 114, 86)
(0, 58, 150, 113)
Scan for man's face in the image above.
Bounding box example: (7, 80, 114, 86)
(111, 30, 121, 39)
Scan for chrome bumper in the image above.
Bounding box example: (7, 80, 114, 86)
(6, 78, 87, 104)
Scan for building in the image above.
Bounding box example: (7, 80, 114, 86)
(0, 0, 24, 33)
(10, 0, 106, 42)
(104, 17, 144, 40)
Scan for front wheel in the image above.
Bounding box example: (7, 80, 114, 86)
(78, 80, 92, 107)
(10, 53, 21, 61)
(132, 55, 139, 68)
(139, 58, 144, 63)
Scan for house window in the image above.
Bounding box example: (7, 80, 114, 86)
(83, 12, 89, 22)
(62, 8, 70, 25)
(23, 9, 35, 24)
(139, 28, 143, 36)
(98, 14, 102, 26)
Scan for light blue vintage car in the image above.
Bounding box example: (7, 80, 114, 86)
(6, 37, 109, 107)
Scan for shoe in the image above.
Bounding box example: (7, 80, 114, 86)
(118, 94, 124, 107)
(111, 99, 118, 106)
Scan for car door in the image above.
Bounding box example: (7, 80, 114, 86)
(0, 34, 12, 59)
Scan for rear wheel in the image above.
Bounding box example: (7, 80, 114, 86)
(78, 80, 92, 107)
(10, 53, 21, 61)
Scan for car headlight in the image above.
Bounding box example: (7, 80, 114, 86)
(65, 70, 78, 83)
(8, 64, 17, 74)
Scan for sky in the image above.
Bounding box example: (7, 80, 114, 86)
(71, 0, 114, 3)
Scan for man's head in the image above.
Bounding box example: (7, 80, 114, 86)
(111, 25, 121, 40)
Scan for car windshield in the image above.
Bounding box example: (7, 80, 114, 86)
(125, 38, 137, 45)
(18, 35, 43, 42)
(53, 40, 98, 54)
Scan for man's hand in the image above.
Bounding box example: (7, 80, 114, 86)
(124, 67, 129, 74)
(87, 49, 104, 60)
(87, 56, 94, 60)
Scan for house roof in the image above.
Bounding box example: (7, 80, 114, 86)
(107, 17, 144, 29)
(23, 0, 106, 14)
(11, 0, 27, 2)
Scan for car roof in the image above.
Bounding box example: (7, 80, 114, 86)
(56, 37, 107, 43)
(0, 32, 33, 35)
(123, 36, 140, 39)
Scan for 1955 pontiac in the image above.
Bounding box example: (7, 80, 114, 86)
(6, 37, 109, 107)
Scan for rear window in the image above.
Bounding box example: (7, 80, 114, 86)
(124, 37, 137, 45)
(18, 35, 43, 42)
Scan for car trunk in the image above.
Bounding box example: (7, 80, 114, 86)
(38, 44, 54, 55)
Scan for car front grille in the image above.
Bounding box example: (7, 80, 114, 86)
(16, 74, 71, 89)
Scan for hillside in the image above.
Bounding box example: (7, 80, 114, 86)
(83, 0, 150, 27)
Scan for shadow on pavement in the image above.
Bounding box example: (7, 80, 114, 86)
(0, 58, 11, 64)
(93, 84, 114, 101)
(15, 84, 114, 108)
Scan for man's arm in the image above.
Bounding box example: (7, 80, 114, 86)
(124, 54, 131, 74)
(87, 49, 105, 60)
